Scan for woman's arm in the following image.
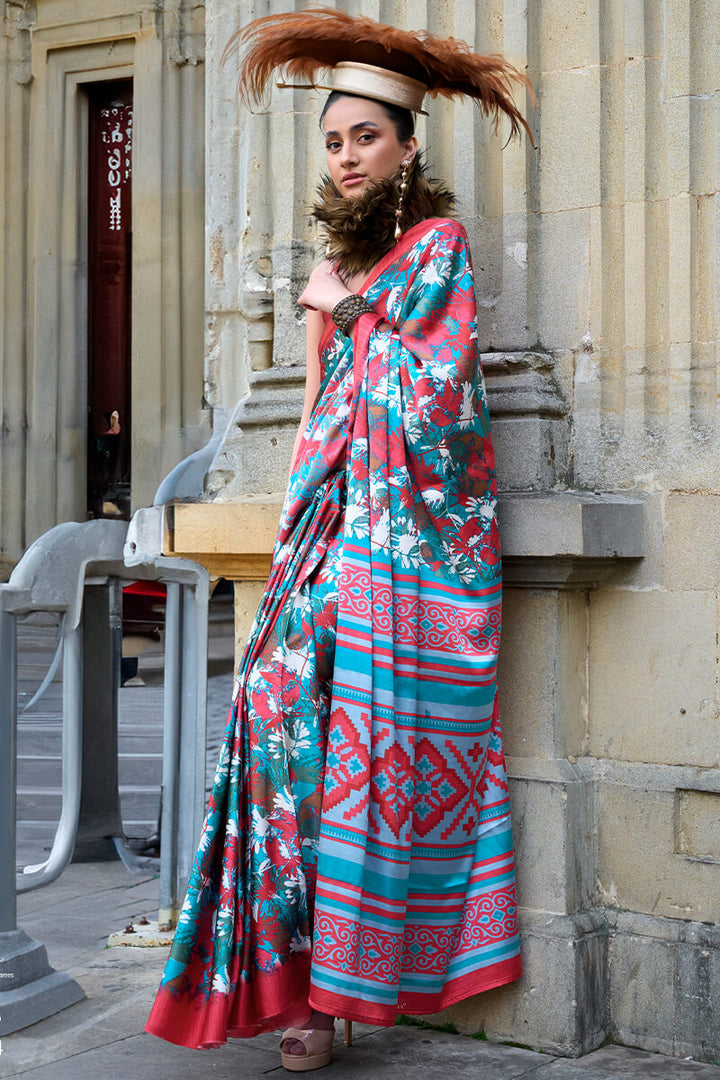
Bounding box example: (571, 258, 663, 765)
(290, 307, 324, 474)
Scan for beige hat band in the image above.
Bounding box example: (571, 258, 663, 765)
(326, 61, 428, 114)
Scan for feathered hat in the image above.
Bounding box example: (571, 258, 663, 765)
(227, 5, 533, 143)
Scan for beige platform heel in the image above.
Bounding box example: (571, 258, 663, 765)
(279, 1019, 352, 1072)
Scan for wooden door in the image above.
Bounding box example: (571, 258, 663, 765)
(86, 81, 133, 519)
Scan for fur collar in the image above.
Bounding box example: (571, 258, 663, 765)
(311, 157, 455, 277)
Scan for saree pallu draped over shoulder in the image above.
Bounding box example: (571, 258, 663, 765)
(146, 218, 521, 1050)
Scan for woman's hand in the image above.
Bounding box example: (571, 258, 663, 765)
(298, 260, 352, 313)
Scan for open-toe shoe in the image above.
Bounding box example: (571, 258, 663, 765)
(279, 1026, 335, 1072)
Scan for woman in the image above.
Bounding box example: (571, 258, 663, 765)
(146, 8, 531, 1071)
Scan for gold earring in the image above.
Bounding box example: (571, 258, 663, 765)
(395, 159, 412, 240)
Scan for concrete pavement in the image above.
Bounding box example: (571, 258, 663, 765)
(8, 595, 720, 1078)
(3, 861, 720, 1080)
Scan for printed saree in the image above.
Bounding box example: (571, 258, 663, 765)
(145, 217, 521, 1049)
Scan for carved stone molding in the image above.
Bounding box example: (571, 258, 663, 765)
(234, 366, 306, 429)
(483, 351, 571, 492)
(4, 0, 35, 86)
(483, 351, 567, 419)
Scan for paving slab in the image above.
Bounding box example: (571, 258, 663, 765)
(534, 1046, 720, 1077)
(1, 1031, 279, 1080)
(0, 939, 167, 1076)
(6, 833, 720, 1080)
(1, 1025, 548, 1080)
(333, 1026, 548, 1078)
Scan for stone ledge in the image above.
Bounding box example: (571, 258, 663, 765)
(234, 350, 568, 425)
(482, 350, 567, 418)
(506, 755, 589, 783)
(159, 491, 645, 585)
(575, 756, 720, 794)
(234, 366, 306, 428)
(499, 491, 645, 587)
(609, 908, 720, 945)
(504, 755, 720, 790)
(518, 905, 609, 939)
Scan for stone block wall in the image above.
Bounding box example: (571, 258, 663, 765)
(201, 0, 720, 1062)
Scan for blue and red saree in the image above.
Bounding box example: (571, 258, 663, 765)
(146, 217, 521, 1048)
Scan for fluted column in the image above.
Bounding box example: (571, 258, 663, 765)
(569, 0, 720, 489)
(0, 3, 34, 568)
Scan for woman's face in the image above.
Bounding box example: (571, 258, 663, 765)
(323, 95, 417, 199)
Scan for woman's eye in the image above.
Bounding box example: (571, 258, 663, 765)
(358, 132, 375, 143)
(326, 141, 341, 152)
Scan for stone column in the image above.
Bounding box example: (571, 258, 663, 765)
(0, 1, 207, 562)
(0, 3, 34, 569)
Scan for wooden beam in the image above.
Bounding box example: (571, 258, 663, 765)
(163, 500, 281, 580)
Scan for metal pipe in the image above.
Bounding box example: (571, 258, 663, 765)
(186, 579, 209, 873)
(74, 583, 123, 861)
(151, 558, 209, 923)
(18, 624, 84, 892)
(0, 602, 18, 931)
(174, 577, 209, 902)
(21, 620, 64, 713)
(158, 582, 182, 926)
(177, 587, 197, 891)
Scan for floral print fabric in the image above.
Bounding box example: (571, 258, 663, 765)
(145, 217, 520, 1049)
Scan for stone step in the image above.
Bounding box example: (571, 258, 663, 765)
(17, 787, 161, 823)
(16, 753, 164, 789)
(117, 736, 165, 756)
(15, 822, 60, 870)
(15, 821, 161, 872)
(16, 725, 165, 758)
(16, 756, 62, 788)
(118, 754, 163, 787)
(16, 725, 62, 757)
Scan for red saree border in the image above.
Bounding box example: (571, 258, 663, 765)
(146, 952, 313, 1048)
(309, 954, 522, 1027)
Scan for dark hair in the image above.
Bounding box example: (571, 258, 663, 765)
(319, 90, 415, 143)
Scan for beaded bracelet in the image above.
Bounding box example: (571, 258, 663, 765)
(331, 294, 374, 336)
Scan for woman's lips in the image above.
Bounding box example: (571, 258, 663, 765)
(342, 174, 366, 187)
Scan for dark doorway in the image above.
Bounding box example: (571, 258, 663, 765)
(86, 80, 133, 519)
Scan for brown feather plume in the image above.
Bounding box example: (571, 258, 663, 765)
(224, 5, 533, 143)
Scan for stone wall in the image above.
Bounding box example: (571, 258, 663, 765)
(0, 0, 206, 563)
(203, 0, 720, 1062)
(3, 0, 717, 1062)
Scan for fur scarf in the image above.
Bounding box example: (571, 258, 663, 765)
(311, 157, 455, 277)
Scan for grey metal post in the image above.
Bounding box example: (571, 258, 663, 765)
(158, 582, 181, 927)
(153, 562, 209, 926)
(0, 599, 84, 1036)
(74, 581, 123, 861)
(0, 602, 18, 933)
(18, 624, 84, 891)
(177, 581, 209, 901)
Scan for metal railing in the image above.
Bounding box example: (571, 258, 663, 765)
(0, 515, 209, 1036)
